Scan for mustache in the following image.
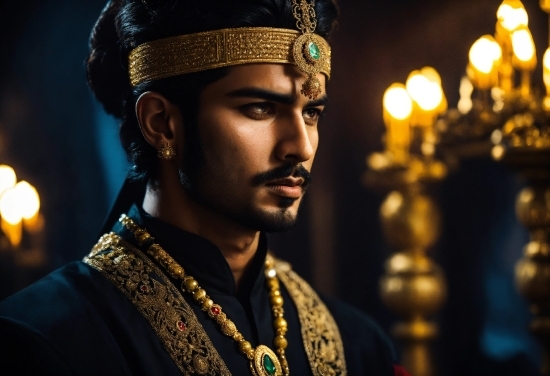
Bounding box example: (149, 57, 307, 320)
(252, 164, 312, 188)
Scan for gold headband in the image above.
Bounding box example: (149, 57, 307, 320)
(128, 27, 331, 98)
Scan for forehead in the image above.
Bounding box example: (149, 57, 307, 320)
(203, 63, 327, 101)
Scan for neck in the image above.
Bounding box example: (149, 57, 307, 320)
(142, 176, 260, 288)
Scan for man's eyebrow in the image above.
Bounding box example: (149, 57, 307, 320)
(307, 95, 329, 107)
(226, 88, 296, 105)
(226, 87, 329, 107)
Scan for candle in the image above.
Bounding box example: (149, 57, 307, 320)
(383, 83, 413, 165)
(468, 35, 502, 90)
(511, 26, 537, 97)
(0, 165, 16, 196)
(0, 187, 23, 248)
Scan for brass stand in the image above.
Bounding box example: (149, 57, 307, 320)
(365, 156, 447, 376)
(495, 146, 550, 376)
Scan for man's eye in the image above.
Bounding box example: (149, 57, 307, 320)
(303, 108, 323, 122)
(242, 103, 275, 119)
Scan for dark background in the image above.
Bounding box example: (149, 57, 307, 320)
(0, 0, 543, 374)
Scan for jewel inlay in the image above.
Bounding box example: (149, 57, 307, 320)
(308, 41, 320, 60)
(263, 354, 276, 375)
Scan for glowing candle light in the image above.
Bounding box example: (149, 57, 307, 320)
(497, 1, 528, 31)
(511, 27, 536, 70)
(421, 67, 448, 115)
(542, 48, 550, 110)
(383, 83, 413, 164)
(0, 187, 23, 247)
(406, 69, 445, 126)
(468, 35, 502, 89)
(14, 181, 42, 232)
(511, 26, 537, 97)
(0, 165, 16, 196)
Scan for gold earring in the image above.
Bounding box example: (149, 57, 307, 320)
(158, 142, 176, 160)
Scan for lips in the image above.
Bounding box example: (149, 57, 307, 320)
(265, 177, 304, 199)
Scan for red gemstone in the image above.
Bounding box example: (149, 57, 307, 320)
(140, 285, 148, 292)
(177, 321, 186, 331)
(211, 306, 220, 315)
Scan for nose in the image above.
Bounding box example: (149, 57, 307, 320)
(275, 112, 316, 163)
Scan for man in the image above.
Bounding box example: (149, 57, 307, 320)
(0, 0, 409, 375)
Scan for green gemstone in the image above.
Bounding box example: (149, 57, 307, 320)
(263, 354, 276, 375)
(308, 42, 321, 60)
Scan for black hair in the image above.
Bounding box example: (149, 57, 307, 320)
(86, 0, 339, 183)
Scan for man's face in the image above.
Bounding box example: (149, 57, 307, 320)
(179, 63, 327, 232)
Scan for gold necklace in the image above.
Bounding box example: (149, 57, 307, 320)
(119, 214, 289, 376)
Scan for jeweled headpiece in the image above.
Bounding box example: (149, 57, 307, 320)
(128, 0, 331, 99)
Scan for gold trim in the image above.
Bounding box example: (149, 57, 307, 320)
(274, 258, 348, 376)
(85, 232, 346, 375)
(84, 233, 231, 376)
(128, 27, 331, 87)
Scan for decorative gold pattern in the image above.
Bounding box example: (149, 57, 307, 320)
(85, 228, 347, 375)
(275, 259, 348, 376)
(158, 142, 176, 160)
(291, 0, 326, 99)
(119, 214, 287, 376)
(84, 233, 231, 376)
(128, 27, 331, 88)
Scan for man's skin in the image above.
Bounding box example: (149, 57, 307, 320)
(137, 63, 328, 286)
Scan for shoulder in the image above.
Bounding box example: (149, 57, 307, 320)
(319, 293, 396, 375)
(0, 261, 112, 325)
(0, 261, 133, 375)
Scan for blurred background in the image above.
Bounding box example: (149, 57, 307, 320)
(0, 0, 544, 375)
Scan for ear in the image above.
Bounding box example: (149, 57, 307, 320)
(135, 91, 184, 155)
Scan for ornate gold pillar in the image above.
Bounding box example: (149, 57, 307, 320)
(365, 159, 447, 376)
(494, 146, 550, 376)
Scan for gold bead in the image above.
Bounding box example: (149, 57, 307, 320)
(137, 230, 151, 244)
(270, 295, 283, 306)
(168, 264, 184, 278)
(221, 320, 237, 336)
(267, 278, 279, 290)
(201, 299, 213, 310)
(239, 341, 252, 355)
(214, 312, 227, 324)
(270, 290, 281, 297)
(232, 332, 243, 342)
(185, 277, 198, 291)
(193, 289, 206, 301)
(274, 335, 288, 349)
(274, 317, 287, 329)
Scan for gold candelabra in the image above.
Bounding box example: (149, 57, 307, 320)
(364, 68, 449, 376)
(367, 1, 550, 374)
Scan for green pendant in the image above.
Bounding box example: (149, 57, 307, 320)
(263, 354, 276, 375)
(308, 41, 321, 60)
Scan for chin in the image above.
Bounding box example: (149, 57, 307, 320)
(238, 205, 299, 233)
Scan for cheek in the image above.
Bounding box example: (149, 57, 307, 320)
(200, 113, 272, 172)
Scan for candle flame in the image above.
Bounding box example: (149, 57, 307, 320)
(383, 84, 413, 120)
(15, 181, 40, 220)
(406, 72, 443, 112)
(511, 27, 536, 69)
(0, 165, 16, 197)
(0, 188, 23, 225)
(497, 1, 528, 31)
(469, 35, 502, 74)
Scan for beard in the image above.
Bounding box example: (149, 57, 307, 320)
(177, 135, 311, 233)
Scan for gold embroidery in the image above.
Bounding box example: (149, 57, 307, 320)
(85, 233, 347, 375)
(84, 233, 231, 376)
(274, 259, 347, 376)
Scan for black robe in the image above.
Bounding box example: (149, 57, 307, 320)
(0, 205, 397, 375)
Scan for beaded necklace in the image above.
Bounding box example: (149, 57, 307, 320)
(119, 214, 289, 376)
